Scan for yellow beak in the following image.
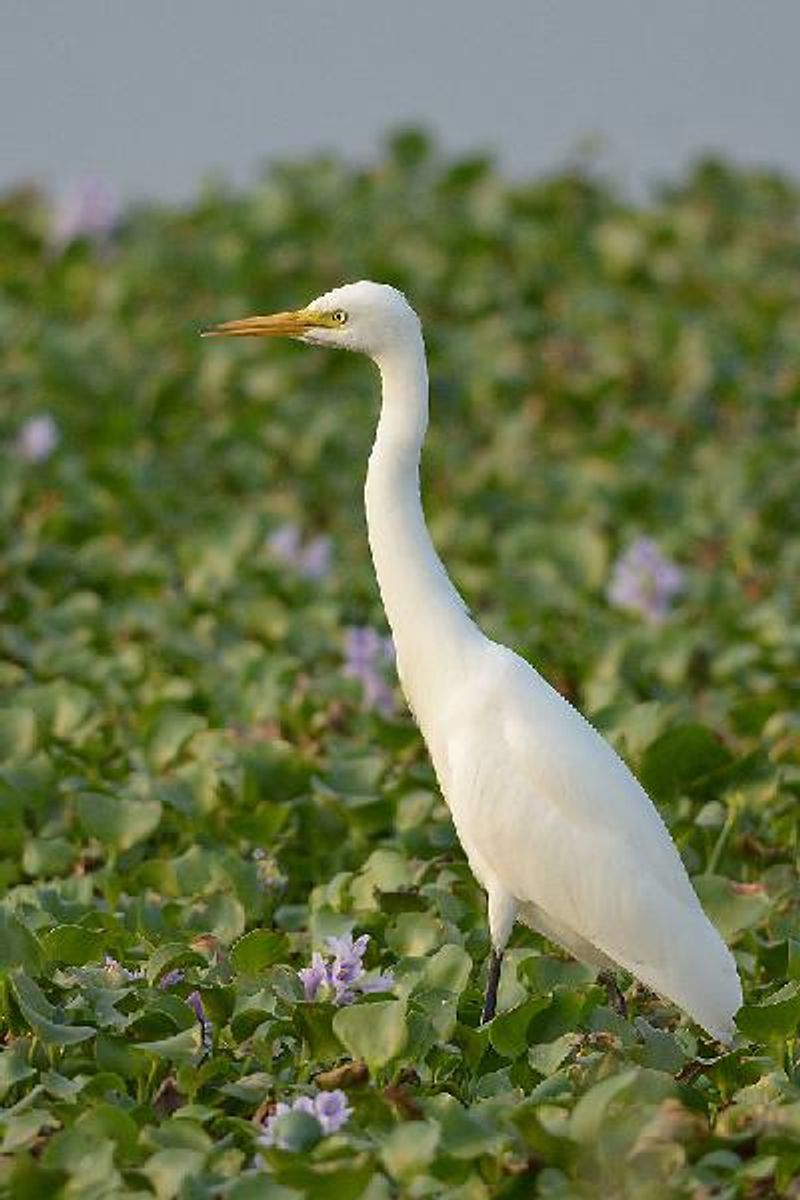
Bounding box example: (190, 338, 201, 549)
(201, 308, 327, 339)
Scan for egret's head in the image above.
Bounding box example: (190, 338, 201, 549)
(203, 280, 421, 362)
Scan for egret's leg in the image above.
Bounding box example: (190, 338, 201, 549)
(482, 888, 517, 1025)
(482, 950, 503, 1024)
(598, 969, 627, 1018)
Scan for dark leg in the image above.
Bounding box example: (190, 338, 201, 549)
(481, 949, 503, 1024)
(598, 969, 627, 1018)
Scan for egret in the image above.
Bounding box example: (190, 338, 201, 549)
(204, 281, 742, 1042)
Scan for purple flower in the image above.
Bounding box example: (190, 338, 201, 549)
(258, 1089, 352, 1149)
(313, 1089, 352, 1134)
(327, 932, 371, 1001)
(342, 626, 396, 716)
(359, 972, 395, 994)
(297, 932, 393, 1006)
(50, 177, 120, 248)
(607, 537, 684, 624)
(268, 523, 332, 581)
(15, 414, 59, 463)
(298, 951, 331, 1002)
(186, 990, 206, 1022)
(301, 535, 333, 581)
(187, 990, 213, 1054)
(158, 969, 185, 989)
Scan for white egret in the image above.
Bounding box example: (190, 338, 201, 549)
(204, 281, 742, 1042)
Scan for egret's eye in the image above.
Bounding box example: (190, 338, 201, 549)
(331, 309, 348, 325)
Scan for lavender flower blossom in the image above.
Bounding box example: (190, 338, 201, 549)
(158, 969, 185, 989)
(258, 1089, 352, 1149)
(268, 523, 332, 582)
(313, 1089, 352, 1135)
(342, 626, 396, 716)
(187, 990, 213, 1055)
(50, 177, 120, 249)
(298, 951, 331, 1002)
(297, 933, 393, 1005)
(15, 414, 59, 463)
(607, 537, 684, 624)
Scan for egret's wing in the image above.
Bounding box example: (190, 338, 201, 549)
(500, 648, 693, 898)
(445, 644, 741, 1040)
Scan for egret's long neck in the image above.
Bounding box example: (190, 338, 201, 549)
(365, 338, 479, 716)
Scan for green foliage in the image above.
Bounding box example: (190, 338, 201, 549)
(0, 132, 798, 1196)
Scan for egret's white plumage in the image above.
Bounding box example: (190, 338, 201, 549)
(206, 280, 742, 1042)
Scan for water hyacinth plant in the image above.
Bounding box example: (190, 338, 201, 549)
(607, 536, 685, 623)
(267, 522, 332, 581)
(342, 625, 396, 715)
(298, 933, 393, 1005)
(0, 138, 797, 1197)
(258, 1089, 352, 1150)
(186, 990, 214, 1055)
(14, 413, 59, 463)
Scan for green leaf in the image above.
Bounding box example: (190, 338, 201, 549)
(386, 912, 443, 956)
(693, 875, 770, 940)
(381, 1120, 440, 1181)
(75, 1103, 139, 1157)
(0, 1039, 36, 1100)
(640, 724, 732, 800)
(0, 911, 43, 975)
(570, 1068, 674, 1143)
(736, 982, 800, 1041)
(185, 892, 245, 943)
(633, 1018, 687, 1072)
(490, 995, 550, 1058)
(33, 683, 94, 739)
(22, 837, 77, 877)
(146, 942, 207, 986)
(333, 999, 408, 1073)
(1, 1108, 60, 1155)
(136, 1026, 201, 1064)
(10, 972, 95, 1046)
(143, 1148, 208, 1199)
(569, 1069, 640, 1143)
(41, 924, 104, 966)
(95, 1034, 150, 1080)
(421, 944, 472, 996)
(788, 938, 800, 982)
(0, 709, 36, 761)
(76, 791, 162, 851)
(227, 1179, 301, 1200)
(294, 1002, 341, 1060)
(528, 1033, 575, 1078)
(267, 1110, 322, 1153)
(433, 1094, 503, 1159)
(147, 709, 207, 770)
(41, 1128, 117, 1188)
(231, 928, 289, 974)
(519, 955, 595, 995)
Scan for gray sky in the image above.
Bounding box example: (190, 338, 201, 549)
(3, 1, 798, 200)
